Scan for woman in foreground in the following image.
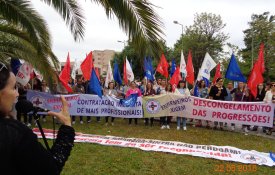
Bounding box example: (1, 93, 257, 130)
(0, 62, 75, 175)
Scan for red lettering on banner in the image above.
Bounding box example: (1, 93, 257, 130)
(211, 111, 271, 124)
(105, 140, 122, 145)
(265, 105, 271, 112)
(125, 143, 136, 146)
(53, 103, 71, 110)
(193, 109, 206, 117)
(193, 99, 199, 106)
(139, 144, 156, 148)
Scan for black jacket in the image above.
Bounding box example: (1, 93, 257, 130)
(0, 117, 75, 175)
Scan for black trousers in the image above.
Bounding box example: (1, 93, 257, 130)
(145, 118, 154, 126)
(160, 117, 171, 126)
(17, 113, 32, 123)
(129, 118, 138, 125)
(105, 117, 115, 123)
(72, 116, 91, 122)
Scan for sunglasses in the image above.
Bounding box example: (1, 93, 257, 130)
(0, 62, 7, 72)
(272, 84, 275, 87)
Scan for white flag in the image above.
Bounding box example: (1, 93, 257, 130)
(71, 58, 81, 80)
(179, 50, 187, 77)
(105, 61, 114, 88)
(199, 52, 217, 80)
(33, 69, 43, 81)
(16, 62, 33, 86)
(196, 68, 202, 81)
(126, 57, 134, 82)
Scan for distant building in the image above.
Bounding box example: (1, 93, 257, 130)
(60, 50, 116, 79)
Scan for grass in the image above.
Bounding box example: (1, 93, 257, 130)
(40, 117, 275, 175)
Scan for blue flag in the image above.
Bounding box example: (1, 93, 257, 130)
(170, 59, 176, 77)
(193, 83, 200, 97)
(144, 57, 154, 81)
(88, 68, 103, 98)
(148, 57, 155, 81)
(113, 60, 122, 85)
(202, 77, 210, 87)
(10, 58, 21, 75)
(225, 54, 247, 82)
(120, 93, 138, 107)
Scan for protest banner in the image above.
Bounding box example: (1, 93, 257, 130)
(26, 91, 274, 127)
(27, 90, 143, 118)
(33, 128, 275, 167)
(143, 94, 274, 127)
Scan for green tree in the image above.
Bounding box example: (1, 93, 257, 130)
(113, 40, 172, 80)
(0, 0, 164, 79)
(173, 12, 229, 78)
(0, 0, 61, 80)
(241, 12, 275, 81)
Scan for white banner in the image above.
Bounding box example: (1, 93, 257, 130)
(26, 91, 274, 127)
(27, 90, 142, 118)
(143, 94, 274, 127)
(33, 128, 275, 167)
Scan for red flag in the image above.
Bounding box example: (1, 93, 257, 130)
(213, 63, 221, 84)
(255, 43, 265, 74)
(123, 59, 128, 84)
(169, 66, 182, 92)
(186, 50, 194, 85)
(30, 71, 35, 80)
(59, 53, 72, 93)
(247, 63, 264, 98)
(247, 43, 265, 97)
(81, 51, 94, 80)
(156, 54, 169, 78)
(95, 67, 100, 79)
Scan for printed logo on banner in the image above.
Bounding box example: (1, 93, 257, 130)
(30, 96, 45, 108)
(146, 100, 160, 114)
(203, 60, 211, 74)
(240, 153, 267, 164)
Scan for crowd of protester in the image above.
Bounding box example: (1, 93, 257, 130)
(16, 76, 275, 136)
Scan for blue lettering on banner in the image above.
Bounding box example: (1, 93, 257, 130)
(26, 90, 143, 118)
(170, 105, 186, 113)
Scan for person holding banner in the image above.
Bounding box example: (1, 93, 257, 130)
(0, 62, 75, 175)
(104, 82, 118, 126)
(72, 78, 88, 124)
(160, 83, 173, 129)
(144, 81, 156, 126)
(175, 80, 190, 130)
(264, 82, 275, 135)
(209, 78, 228, 130)
(230, 82, 253, 135)
(196, 80, 209, 128)
(126, 81, 142, 125)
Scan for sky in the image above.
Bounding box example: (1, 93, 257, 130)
(31, 0, 275, 62)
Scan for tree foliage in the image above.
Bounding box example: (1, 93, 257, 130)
(173, 12, 229, 78)
(113, 40, 172, 80)
(241, 12, 275, 81)
(0, 0, 164, 81)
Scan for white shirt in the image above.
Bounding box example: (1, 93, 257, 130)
(264, 90, 275, 102)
